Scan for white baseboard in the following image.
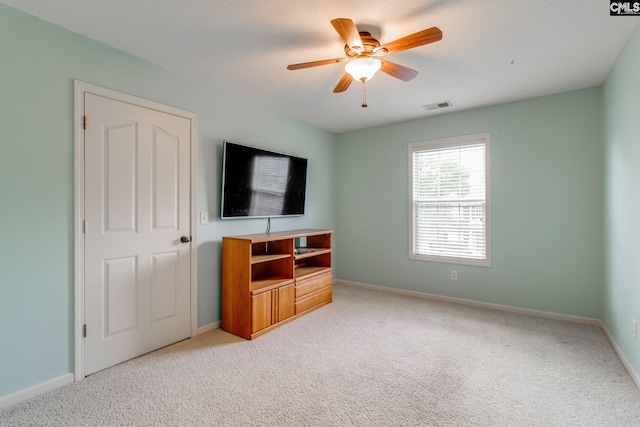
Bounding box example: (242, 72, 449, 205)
(197, 321, 220, 335)
(0, 373, 74, 410)
(601, 324, 640, 390)
(335, 279, 602, 327)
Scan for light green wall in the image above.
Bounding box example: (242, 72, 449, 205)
(603, 26, 640, 378)
(0, 4, 336, 397)
(335, 88, 604, 318)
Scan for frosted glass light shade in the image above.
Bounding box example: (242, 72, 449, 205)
(345, 58, 382, 81)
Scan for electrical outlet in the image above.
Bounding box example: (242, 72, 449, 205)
(450, 270, 458, 281)
(633, 319, 637, 339)
(200, 211, 209, 225)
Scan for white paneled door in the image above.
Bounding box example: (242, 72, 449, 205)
(84, 93, 192, 375)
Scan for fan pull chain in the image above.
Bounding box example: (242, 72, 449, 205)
(361, 81, 368, 108)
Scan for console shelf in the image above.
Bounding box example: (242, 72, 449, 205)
(250, 277, 294, 294)
(251, 253, 291, 264)
(295, 247, 332, 259)
(222, 229, 333, 339)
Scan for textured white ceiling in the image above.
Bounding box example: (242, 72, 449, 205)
(2, 0, 638, 133)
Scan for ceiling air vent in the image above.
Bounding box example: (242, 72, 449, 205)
(423, 101, 453, 111)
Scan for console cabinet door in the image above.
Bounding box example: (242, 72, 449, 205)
(251, 284, 295, 333)
(252, 291, 272, 333)
(277, 283, 295, 321)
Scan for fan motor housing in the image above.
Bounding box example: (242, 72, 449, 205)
(344, 32, 384, 57)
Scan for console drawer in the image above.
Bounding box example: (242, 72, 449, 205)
(295, 285, 332, 314)
(295, 270, 332, 298)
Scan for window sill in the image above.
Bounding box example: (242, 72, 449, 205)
(409, 253, 491, 267)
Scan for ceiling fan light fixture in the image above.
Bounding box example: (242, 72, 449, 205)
(345, 57, 382, 82)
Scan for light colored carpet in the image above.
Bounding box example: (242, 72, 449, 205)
(2, 284, 640, 426)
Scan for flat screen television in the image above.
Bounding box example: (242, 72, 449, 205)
(221, 141, 308, 219)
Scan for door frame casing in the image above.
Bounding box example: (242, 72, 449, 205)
(73, 81, 198, 381)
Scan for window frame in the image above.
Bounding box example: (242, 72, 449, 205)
(408, 132, 492, 267)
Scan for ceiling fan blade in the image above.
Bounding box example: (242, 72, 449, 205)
(331, 18, 363, 50)
(378, 27, 442, 55)
(333, 73, 353, 93)
(287, 57, 348, 70)
(380, 60, 418, 81)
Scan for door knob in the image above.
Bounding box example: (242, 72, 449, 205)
(180, 236, 192, 243)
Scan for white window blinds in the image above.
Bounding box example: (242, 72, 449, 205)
(409, 133, 491, 266)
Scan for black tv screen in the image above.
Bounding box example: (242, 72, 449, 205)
(221, 141, 308, 219)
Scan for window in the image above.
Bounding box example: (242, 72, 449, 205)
(409, 133, 491, 266)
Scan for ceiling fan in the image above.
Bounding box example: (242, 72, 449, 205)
(287, 18, 442, 103)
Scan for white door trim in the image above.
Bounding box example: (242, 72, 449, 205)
(73, 81, 198, 381)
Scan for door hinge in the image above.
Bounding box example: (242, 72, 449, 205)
(83, 324, 87, 338)
(83, 115, 87, 130)
(83, 220, 87, 233)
